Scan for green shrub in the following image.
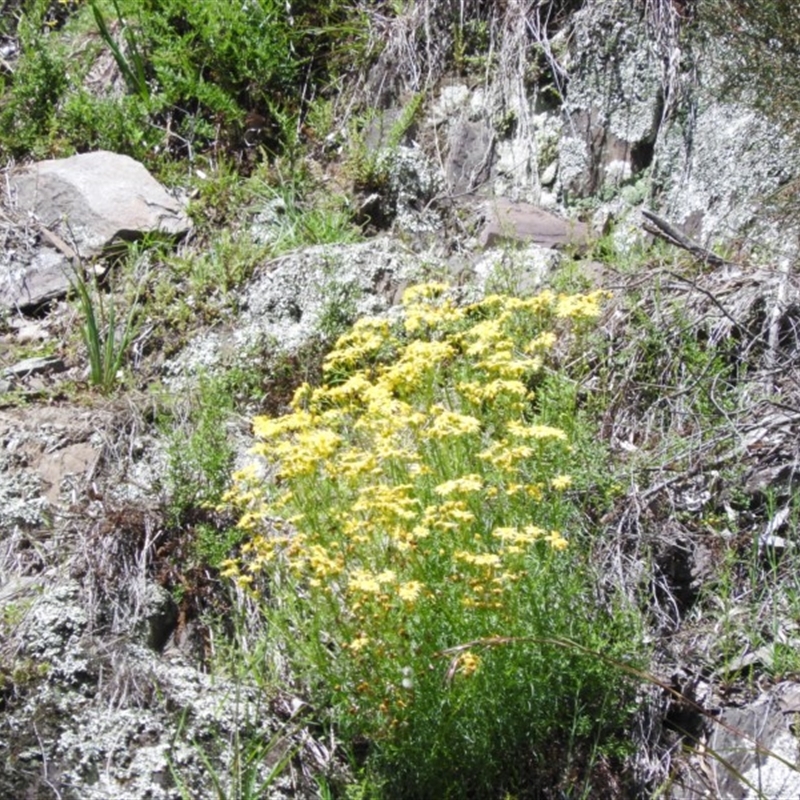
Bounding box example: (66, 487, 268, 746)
(163, 372, 239, 525)
(223, 284, 644, 798)
(0, 6, 70, 158)
(0, 0, 372, 163)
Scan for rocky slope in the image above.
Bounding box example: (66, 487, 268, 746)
(2, 1, 800, 798)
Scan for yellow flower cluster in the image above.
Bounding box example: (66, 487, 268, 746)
(555, 290, 612, 320)
(222, 282, 609, 713)
(456, 651, 481, 677)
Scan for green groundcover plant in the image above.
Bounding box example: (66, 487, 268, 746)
(0, 0, 369, 163)
(223, 283, 644, 798)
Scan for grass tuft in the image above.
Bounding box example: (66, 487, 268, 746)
(70, 263, 140, 394)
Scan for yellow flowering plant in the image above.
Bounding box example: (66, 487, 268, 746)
(222, 283, 642, 797)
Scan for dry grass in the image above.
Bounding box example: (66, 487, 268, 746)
(574, 248, 800, 791)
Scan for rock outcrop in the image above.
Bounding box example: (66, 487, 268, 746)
(4, 3, 800, 798)
(12, 150, 191, 257)
(2, 151, 191, 312)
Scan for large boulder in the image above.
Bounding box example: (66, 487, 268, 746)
(2, 151, 191, 312)
(11, 150, 191, 259)
(558, 0, 663, 201)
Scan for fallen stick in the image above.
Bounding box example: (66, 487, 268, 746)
(641, 208, 734, 267)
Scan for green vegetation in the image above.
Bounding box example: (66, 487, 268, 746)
(0, 0, 373, 165)
(169, 703, 299, 800)
(162, 372, 239, 528)
(222, 283, 645, 798)
(345, 93, 425, 194)
(694, 484, 800, 681)
(70, 259, 142, 394)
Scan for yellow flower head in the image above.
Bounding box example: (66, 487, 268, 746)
(348, 568, 396, 595)
(454, 550, 501, 568)
(555, 290, 611, 320)
(456, 651, 481, 676)
(348, 634, 370, 652)
(546, 530, 569, 551)
(507, 421, 567, 441)
(427, 406, 481, 439)
(433, 474, 484, 496)
(550, 474, 572, 491)
(525, 331, 557, 352)
(423, 501, 475, 531)
(398, 580, 425, 603)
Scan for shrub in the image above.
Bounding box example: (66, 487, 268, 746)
(0, 0, 372, 164)
(222, 283, 644, 798)
(163, 371, 240, 526)
(0, 6, 70, 158)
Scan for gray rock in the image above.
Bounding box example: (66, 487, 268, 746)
(1, 247, 72, 311)
(0, 464, 48, 531)
(549, 0, 800, 253)
(430, 83, 472, 126)
(167, 238, 438, 382)
(10, 318, 51, 344)
(445, 119, 495, 194)
(540, 161, 558, 187)
(139, 583, 178, 652)
(25, 582, 88, 649)
(479, 198, 588, 249)
(654, 96, 797, 248)
(1, 633, 310, 800)
(3, 354, 66, 378)
(558, 0, 662, 200)
(386, 145, 444, 235)
(473, 244, 562, 296)
(0, 404, 111, 530)
(671, 683, 800, 799)
(11, 151, 192, 259)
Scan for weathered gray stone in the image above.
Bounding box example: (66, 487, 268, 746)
(445, 119, 495, 194)
(558, 0, 662, 200)
(479, 198, 588, 249)
(11, 151, 191, 258)
(10, 318, 51, 344)
(671, 683, 800, 799)
(387, 145, 444, 235)
(167, 238, 439, 382)
(654, 97, 797, 248)
(1, 247, 72, 311)
(0, 405, 110, 529)
(473, 243, 562, 296)
(3, 354, 66, 378)
(430, 83, 471, 126)
(139, 583, 178, 652)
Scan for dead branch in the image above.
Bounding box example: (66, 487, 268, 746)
(641, 209, 734, 268)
